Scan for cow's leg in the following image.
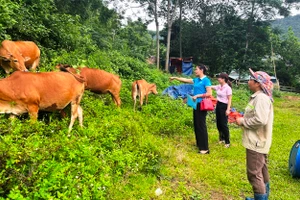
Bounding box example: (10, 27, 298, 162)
(68, 102, 79, 133)
(132, 88, 138, 111)
(77, 105, 83, 127)
(30, 57, 40, 71)
(28, 104, 39, 121)
(145, 94, 149, 105)
(133, 96, 137, 111)
(60, 110, 67, 118)
(68, 93, 83, 133)
(139, 93, 144, 110)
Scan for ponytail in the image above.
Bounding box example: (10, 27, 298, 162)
(197, 64, 208, 74)
(227, 80, 232, 88)
(218, 73, 232, 87)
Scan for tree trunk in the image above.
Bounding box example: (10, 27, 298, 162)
(241, 1, 255, 83)
(154, 0, 160, 70)
(165, 24, 172, 71)
(179, 4, 182, 58)
(271, 42, 280, 90)
(165, 0, 172, 71)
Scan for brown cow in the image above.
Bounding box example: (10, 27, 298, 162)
(0, 40, 40, 74)
(0, 71, 85, 132)
(132, 79, 158, 111)
(57, 64, 122, 107)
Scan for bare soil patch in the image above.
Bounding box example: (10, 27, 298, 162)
(284, 96, 300, 101)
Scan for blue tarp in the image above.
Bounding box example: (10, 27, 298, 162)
(182, 61, 193, 76)
(162, 84, 193, 99)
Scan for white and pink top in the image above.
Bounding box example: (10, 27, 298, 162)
(211, 84, 232, 104)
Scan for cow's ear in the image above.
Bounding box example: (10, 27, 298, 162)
(24, 57, 31, 62)
(0, 56, 9, 61)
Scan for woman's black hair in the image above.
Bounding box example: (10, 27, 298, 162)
(218, 73, 232, 88)
(196, 64, 208, 74)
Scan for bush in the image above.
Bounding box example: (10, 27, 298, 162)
(0, 61, 175, 199)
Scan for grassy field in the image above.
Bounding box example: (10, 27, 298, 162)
(107, 89, 300, 200)
(148, 94, 300, 200)
(1, 68, 300, 199)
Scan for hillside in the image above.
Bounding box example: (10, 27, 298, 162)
(1, 53, 300, 199)
(271, 14, 300, 38)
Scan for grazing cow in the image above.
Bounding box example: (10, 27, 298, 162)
(57, 64, 122, 107)
(132, 79, 158, 111)
(0, 40, 40, 74)
(0, 71, 85, 132)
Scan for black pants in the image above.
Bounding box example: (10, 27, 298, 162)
(216, 101, 230, 144)
(193, 103, 208, 151)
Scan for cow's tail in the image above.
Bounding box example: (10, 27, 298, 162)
(132, 81, 139, 111)
(136, 81, 142, 99)
(57, 64, 73, 71)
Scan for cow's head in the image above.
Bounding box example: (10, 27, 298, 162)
(0, 54, 28, 73)
(150, 84, 158, 95)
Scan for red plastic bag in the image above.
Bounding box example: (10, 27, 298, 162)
(200, 98, 214, 111)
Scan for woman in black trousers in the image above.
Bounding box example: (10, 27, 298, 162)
(170, 64, 212, 154)
(212, 73, 232, 148)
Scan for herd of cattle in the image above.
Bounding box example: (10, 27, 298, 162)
(0, 40, 158, 132)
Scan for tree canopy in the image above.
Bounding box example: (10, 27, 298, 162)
(0, 0, 300, 86)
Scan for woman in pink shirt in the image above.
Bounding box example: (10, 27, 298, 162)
(212, 73, 232, 148)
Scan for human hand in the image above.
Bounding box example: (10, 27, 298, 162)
(225, 109, 230, 116)
(192, 95, 197, 100)
(236, 117, 243, 126)
(169, 77, 176, 81)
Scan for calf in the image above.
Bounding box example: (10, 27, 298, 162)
(57, 64, 122, 107)
(132, 79, 158, 111)
(0, 40, 40, 74)
(0, 71, 85, 132)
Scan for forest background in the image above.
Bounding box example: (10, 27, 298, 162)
(1, 0, 300, 86)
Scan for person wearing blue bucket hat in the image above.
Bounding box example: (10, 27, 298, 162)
(236, 68, 274, 200)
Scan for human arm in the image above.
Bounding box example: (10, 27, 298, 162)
(169, 77, 193, 84)
(237, 95, 272, 128)
(192, 86, 212, 100)
(226, 95, 232, 116)
(211, 85, 217, 90)
(236, 116, 243, 126)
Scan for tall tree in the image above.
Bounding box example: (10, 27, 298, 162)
(236, 0, 290, 73)
(108, 0, 162, 69)
(177, 0, 192, 58)
(141, 0, 161, 69)
(163, 0, 179, 71)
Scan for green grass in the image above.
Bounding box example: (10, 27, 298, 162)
(147, 92, 300, 200)
(1, 66, 300, 199)
(106, 89, 300, 199)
